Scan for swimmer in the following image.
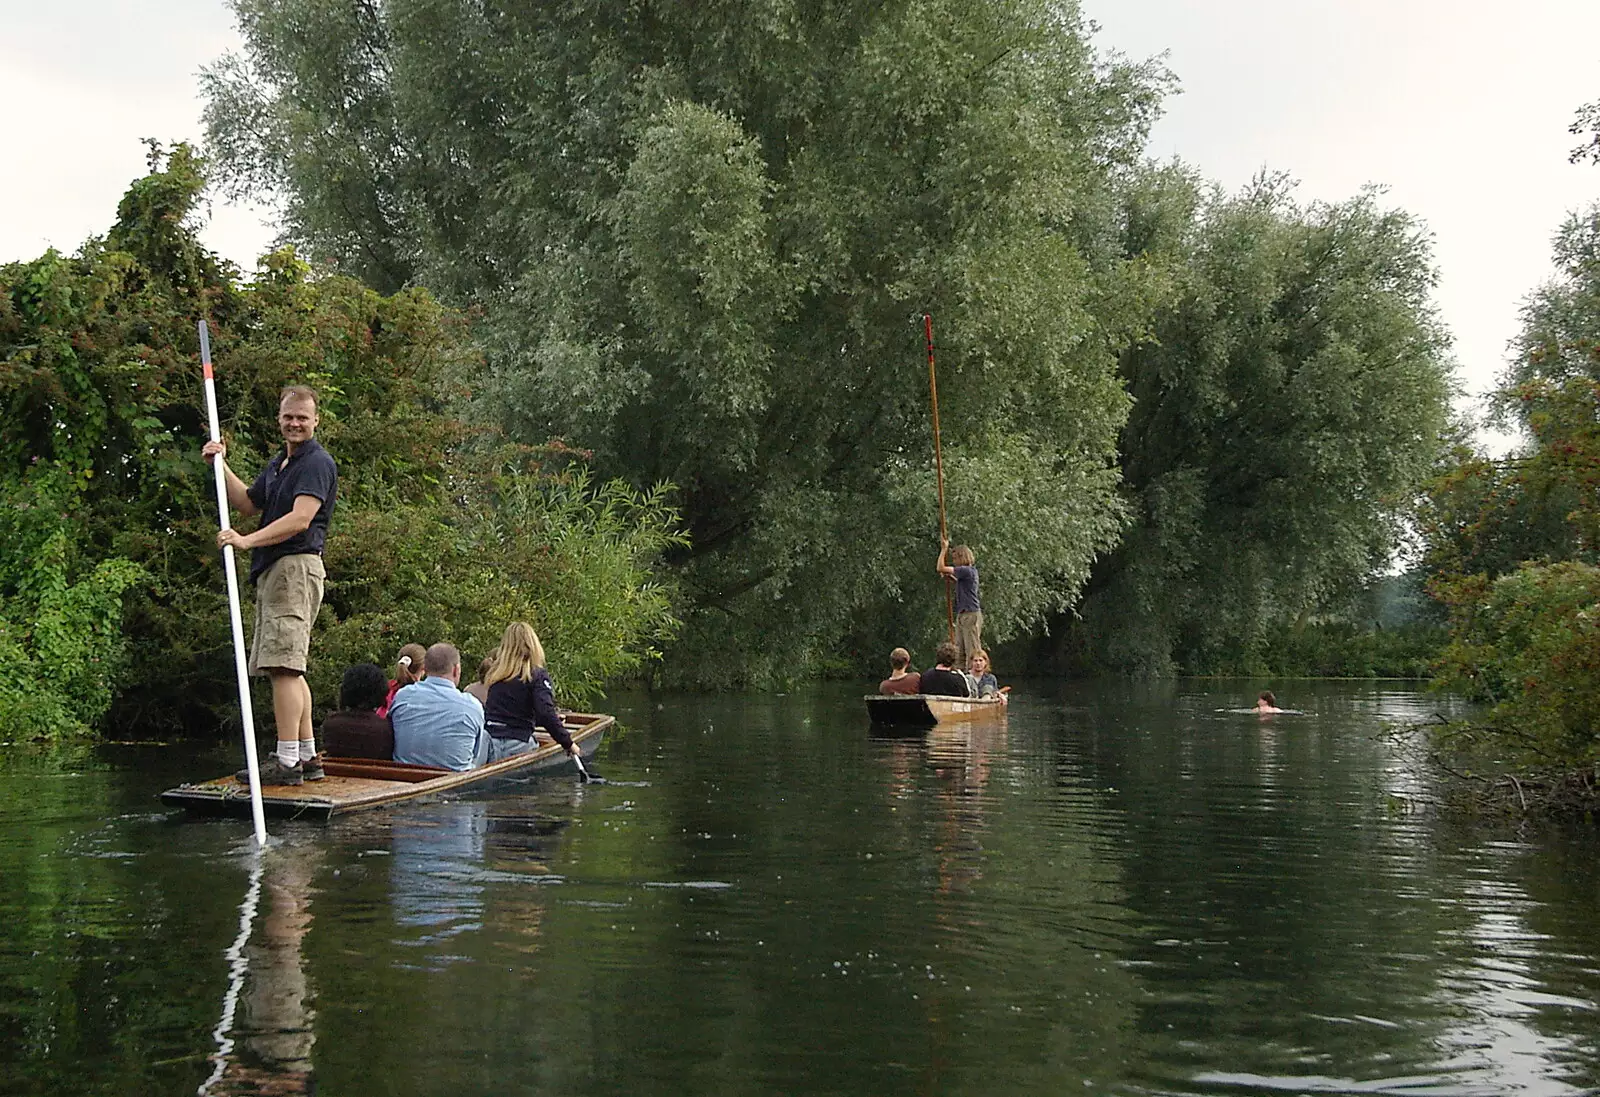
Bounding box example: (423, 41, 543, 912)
(1254, 690, 1284, 714)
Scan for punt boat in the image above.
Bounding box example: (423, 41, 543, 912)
(863, 694, 1006, 728)
(161, 712, 613, 822)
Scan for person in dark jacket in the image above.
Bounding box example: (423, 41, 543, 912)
(482, 622, 576, 762)
(918, 642, 971, 698)
(321, 663, 394, 760)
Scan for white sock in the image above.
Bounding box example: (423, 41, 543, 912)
(276, 740, 299, 767)
(299, 738, 317, 762)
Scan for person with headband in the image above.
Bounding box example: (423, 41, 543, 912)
(378, 643, 426, 718)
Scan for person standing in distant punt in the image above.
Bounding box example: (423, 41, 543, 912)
(879, 647, 922, 695)
(918, 642, 972, 698)
(483, 622, 578, 762)
(936, 539, 982, 670)
(205, 384, 338, 788)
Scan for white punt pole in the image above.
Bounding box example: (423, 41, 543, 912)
(200, 320, 268, 848)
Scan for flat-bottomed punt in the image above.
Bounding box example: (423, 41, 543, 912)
(864, 694, 1006, 728)
(161, 712, 613, 822)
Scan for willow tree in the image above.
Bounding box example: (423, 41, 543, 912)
(1068, 171, 1454, 675)
(203, 0, 1168, 683)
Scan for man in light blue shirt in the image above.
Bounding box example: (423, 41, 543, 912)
(390, 642, 489, 770)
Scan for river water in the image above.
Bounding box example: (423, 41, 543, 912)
(3, 680, 1600, 1096)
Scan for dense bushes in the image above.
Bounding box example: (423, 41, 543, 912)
(0, 147, 684, 738)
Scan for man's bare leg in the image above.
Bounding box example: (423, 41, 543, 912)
(295, 675, 317, 763)
(269, 670, 310, 767)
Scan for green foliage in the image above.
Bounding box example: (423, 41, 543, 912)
(1501, 204, 1600, 407)
(1573, 99, 1600, 166)
(0, 470, 145, 737)
(203, 0, 1172, 685)
(1433, 561, 1600, 767)
(315, 465, 684, 708)
(1422, 195, 1600, 776)
(0, 147, 685, 736)
(1069, 174, 1454, 674)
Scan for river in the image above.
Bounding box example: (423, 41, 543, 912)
(3, 680, 1599, 1095)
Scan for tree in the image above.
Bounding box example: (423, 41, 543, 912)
(1423, 186, 1600, 774)
(0, 147, 684, 736)
(1067, 173, 1454, 675)
(1572, 98, 1600, 167)
(203, 0, 1171, 684)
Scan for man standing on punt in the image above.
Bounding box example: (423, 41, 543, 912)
(203, 385, 338, 787)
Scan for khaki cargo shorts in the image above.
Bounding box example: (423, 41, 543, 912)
(249, 553, 325, 675)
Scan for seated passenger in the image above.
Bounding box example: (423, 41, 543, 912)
(378, 642, 426, 718)
(960, 652, 998, 697)
(879, 647, 922, 695)
(483, 622, 577, 762)
(918, 642, 971, 698)
(463, 652, 494, 705)
(390, 642, 488, 771)
(321, 662, 394, 760)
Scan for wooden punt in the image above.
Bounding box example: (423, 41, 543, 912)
(864, 693, 1006, 728)
(160, 712, 613, 822)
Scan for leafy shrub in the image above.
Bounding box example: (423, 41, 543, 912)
(0, 470, 145, 737)
(1433, 561, 1600, 767)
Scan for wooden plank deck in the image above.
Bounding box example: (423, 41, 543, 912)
(161, 713, 613, 821)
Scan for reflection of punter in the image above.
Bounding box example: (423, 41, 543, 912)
(204, 385, 339, 788)
(203, 845, 321, 1095)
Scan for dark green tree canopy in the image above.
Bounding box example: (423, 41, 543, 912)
(206, 0, 1171, 682)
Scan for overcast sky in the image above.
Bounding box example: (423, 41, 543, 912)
(3, 0, 1597, 437)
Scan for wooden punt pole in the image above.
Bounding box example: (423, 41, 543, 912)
(924, 313, 954, 641)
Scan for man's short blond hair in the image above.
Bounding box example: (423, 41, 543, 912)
(279, 384, 319, 408)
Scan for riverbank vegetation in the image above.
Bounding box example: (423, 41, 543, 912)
(0, 146, 684, 737)
(201, 0, 1454, 688)
(19, 4, 1596, 743)
(1419, 197, 1600, 796)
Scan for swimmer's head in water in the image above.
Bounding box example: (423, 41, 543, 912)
(1259, 690, 1277, 708)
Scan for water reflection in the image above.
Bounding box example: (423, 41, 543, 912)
(8, 683, 1600, 1095)
(201, 839, 320, 1096)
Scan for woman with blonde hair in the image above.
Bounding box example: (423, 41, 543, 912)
(483, 622, 575, 761)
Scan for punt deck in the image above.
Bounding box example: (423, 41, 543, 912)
(161, 712, 613, 822)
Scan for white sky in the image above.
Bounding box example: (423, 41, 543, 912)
(3, 0, 1597, 439)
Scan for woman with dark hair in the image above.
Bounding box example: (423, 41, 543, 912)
(322, 663, 394, 759)
(463, 651, 495, 705)
(377, 643, 425, 718)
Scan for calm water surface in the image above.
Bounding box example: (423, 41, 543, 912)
(4, 680, 1600, 1096)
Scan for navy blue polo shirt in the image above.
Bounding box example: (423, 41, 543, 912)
(245, 437, 338, 583)
(952, 565, 980, 614)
